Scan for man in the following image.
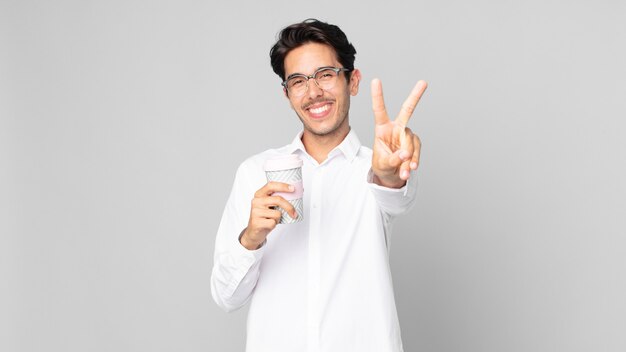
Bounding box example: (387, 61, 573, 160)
(211, 19, 427, 352)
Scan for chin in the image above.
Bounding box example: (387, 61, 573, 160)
(296, 107, 348, 137)
(307, 127, 335, 136)
(306, 120, 346, 137)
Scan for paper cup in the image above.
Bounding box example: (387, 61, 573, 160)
(264, 155, 304, 224)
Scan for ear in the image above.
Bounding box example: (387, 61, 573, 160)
(349, 69, 361, 96)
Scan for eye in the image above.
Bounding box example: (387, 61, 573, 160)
(317, 70, 336, 80)
(289, 78, 306, 88)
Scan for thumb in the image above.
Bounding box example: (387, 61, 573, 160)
(387, 149, 410, 169)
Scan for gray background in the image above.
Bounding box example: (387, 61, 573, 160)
(2, 0, 625, 351)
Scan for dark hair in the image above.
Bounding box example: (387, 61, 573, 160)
(270, 19, 357, 81)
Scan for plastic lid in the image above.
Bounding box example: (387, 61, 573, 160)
(264, 154, 303, 171)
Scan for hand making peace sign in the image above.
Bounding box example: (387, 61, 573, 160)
(371, 79, 428, 188)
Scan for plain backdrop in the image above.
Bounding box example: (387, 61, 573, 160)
(2, 0, 625, 351)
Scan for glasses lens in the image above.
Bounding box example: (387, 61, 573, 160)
(287, 76, 307, 96)
(314, 69, 339, 89)
(286, 68, 344, 96)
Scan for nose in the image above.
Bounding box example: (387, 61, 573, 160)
(307, 78, 324, 99)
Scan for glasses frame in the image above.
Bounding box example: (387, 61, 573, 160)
(281, 67, 352, 97)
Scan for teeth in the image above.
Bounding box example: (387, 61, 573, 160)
(309, 104, 330, 114)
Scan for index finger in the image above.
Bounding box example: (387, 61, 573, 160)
(397, 80, 428, 126)
(371, 78, 390, 125)
(255, 181, 294, 197)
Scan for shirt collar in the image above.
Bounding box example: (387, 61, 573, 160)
(286, 129, 361, 163)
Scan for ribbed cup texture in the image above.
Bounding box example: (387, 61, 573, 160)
(265, 167, 303, 224)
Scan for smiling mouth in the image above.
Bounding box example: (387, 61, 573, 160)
(304, 102, 333, 119)
(309, 104, 331, 114)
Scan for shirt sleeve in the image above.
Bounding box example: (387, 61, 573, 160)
(210, 162, 266, 313)
(366, 168, 419, 217)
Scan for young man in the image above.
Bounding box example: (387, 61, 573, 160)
(211, 19, 427, 352)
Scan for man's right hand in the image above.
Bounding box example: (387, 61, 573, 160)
(240, 182, 297, 250)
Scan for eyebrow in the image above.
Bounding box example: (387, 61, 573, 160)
(285, 66, 336, 81)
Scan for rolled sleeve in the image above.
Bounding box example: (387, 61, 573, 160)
(210, 162, 266, 313)
(366, 168, 419, 217)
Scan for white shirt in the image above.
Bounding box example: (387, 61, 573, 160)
(211, 130, 418, 352)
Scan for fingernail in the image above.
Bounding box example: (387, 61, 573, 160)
(402, 170, 409, 179)
(288, 185, 295, 192)
(399, 150, 409, 160)
(410, 162, 417, 169)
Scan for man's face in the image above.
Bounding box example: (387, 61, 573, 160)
(283, 42, 360, 137)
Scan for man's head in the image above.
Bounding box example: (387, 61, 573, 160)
(270, 19, 361, 139)
(270, 19, 357, 82)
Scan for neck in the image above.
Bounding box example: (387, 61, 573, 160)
(302, 123, 350, 164)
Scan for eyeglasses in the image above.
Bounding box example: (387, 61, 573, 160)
(282, 67, 352, 97)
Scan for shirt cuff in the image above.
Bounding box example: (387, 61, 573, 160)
(235, 230, 266, 260)
(217, 230, 266, 298)
(366, 168, 412, 196)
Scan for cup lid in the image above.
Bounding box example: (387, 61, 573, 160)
(264, 154, 303, 171)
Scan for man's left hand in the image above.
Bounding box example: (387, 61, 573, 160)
(371, 79, 428, 188)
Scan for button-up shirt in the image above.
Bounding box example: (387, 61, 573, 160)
(211, 130, 418, 352)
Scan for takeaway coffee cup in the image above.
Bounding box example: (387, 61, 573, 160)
(264, 154, 304, 224)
